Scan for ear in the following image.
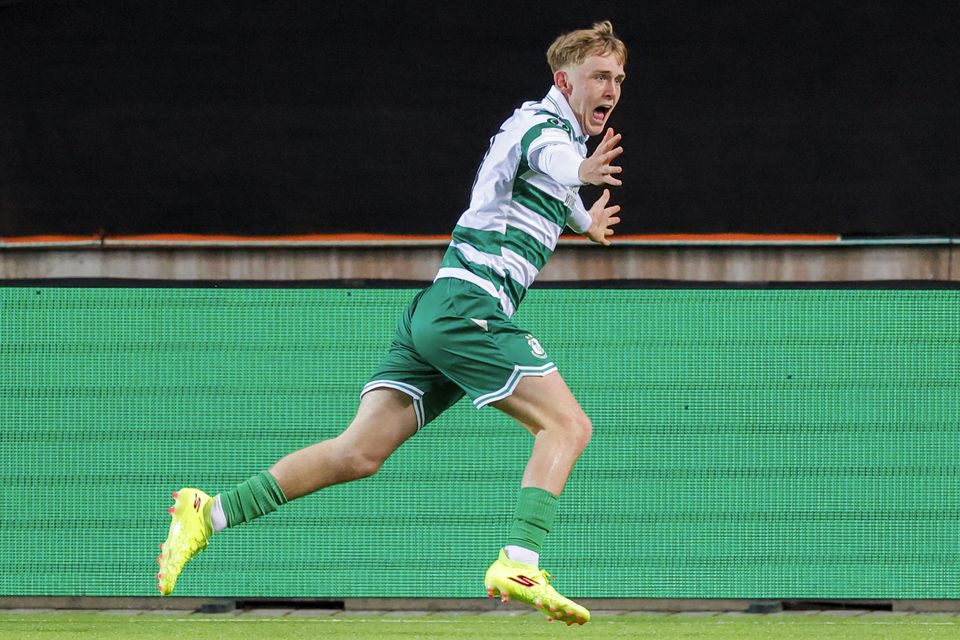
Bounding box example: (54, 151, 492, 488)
(553, 69, 571, 96)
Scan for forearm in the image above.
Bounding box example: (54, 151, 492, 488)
(529, 144, 584, 188)
(567, 196, 592, 234)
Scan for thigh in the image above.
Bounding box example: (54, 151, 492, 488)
(338, 388, 421, 460)
(363, 356, 465, 429)
(491, 369, 587, 436)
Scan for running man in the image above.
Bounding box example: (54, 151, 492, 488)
(158, 20, 627, 626)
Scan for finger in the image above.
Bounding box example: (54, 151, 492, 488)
(606, 205, 621, 215)
(593, 132, 620, 155)
(602, 164, 623, 175)
(599, 133, 622, 153)
(607, 215, 621, 227)
(603, 146, 624, 161)
(590, 141, 610, 159)
(603, 175, 623, 186)
(598, 188, 611, 205)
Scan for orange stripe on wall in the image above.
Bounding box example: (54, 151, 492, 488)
(561, 233, 840, 242)
(106, 233, 455, 242)
(0, 234, 103, 244)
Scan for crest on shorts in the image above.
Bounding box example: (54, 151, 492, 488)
(525, 334, 548, 359)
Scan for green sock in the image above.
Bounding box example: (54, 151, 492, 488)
(220, 470, 289, 528)
(505, 486, 558, 554)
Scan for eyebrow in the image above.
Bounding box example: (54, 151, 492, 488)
(596, 70, 627, 81)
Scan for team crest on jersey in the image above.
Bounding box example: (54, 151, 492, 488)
(547, 117, 572, 134)
(525, 334, 548, 359)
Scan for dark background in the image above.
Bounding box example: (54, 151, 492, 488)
(1, 1, 957, 237)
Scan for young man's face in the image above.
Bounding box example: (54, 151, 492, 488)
(555, 53, 625, 137)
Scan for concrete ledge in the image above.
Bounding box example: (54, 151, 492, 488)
(1, 243, 958, 282)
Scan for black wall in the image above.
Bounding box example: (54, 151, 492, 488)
(1, 1, 957, 236)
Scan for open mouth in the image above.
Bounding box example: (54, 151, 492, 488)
(592, 105, 612, 123)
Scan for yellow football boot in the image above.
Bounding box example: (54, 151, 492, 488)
(157, 488, 213, 595)
(484, 550, 590, 625)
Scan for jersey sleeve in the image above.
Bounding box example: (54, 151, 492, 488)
(566, 192, 592, 234)
(529, 144, 583, 187)
(521, 119, 584, 187)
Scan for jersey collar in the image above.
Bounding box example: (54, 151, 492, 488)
(544, 85, 588, 145)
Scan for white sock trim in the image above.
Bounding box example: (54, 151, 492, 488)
(211, 494, 227, 533)
(504, 545, 539, 567)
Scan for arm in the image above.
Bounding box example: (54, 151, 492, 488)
(566, 195, 592, 234)
(529, 128, 624, 187)
(582, 189, 621, 246)
(529, 143, 584, 187)
(526, 125, 623, 244)
(577, 128, 623, 186)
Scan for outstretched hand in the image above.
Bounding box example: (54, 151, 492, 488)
(578, 128, 623, 186)
(586, 188, 621, 246)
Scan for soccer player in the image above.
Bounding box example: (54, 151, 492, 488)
(158, 21, 626, 626)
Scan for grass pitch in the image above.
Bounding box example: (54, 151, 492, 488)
(2, 612, 959, 640)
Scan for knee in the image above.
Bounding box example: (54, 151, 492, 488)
(348, 450, 384, 480)
(561, 410, 592, 453)
(337, 440, 387, 481)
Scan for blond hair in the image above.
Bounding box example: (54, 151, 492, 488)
(546, 20, 627, 73)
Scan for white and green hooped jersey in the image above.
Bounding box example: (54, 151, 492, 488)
(435, 86, 593, 318)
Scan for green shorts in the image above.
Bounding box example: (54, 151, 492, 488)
(362, 278, 557, 429)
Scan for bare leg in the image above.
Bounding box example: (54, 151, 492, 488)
(491, 371, 591, 495)
(484, 371, 592, 623)
(269, 388, 419, 500)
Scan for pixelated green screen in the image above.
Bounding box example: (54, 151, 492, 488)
(1, 286, 958, 598)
